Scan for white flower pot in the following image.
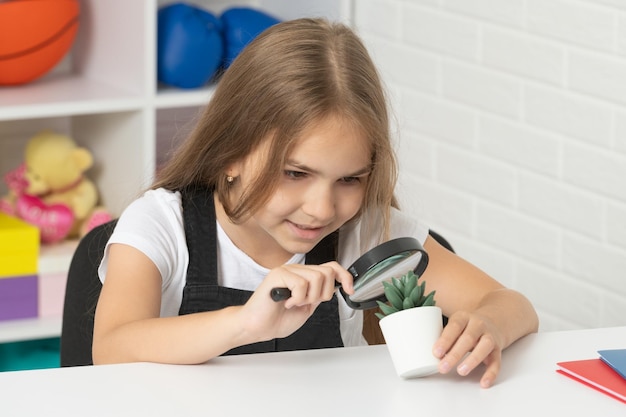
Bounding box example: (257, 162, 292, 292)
(379, 306, 443, 378)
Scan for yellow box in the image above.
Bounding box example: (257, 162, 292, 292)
(0, 213, 40, 277)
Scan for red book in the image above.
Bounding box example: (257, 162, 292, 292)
(557, 358, 626, 404)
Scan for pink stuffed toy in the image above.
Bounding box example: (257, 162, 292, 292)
(1, 131, 111, 243)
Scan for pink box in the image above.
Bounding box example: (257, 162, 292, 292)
(38, 272, 68, 318)
(0, 275, 38, 321)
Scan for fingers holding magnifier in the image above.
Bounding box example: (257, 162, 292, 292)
(270, 263, 351, 308)
(322, 261, 354, 295)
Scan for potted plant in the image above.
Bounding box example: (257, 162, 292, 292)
(376, 270, 443, 378)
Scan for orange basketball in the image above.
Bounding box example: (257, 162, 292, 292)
(0, 0, 80, 85)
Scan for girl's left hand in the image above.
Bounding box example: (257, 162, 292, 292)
(432, 310, 505, 389)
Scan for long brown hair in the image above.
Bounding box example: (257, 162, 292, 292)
(154, 18, 398, 239)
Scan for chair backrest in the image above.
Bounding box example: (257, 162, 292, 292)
(60, 220, 116, 367)
(427, 229, 454, 253)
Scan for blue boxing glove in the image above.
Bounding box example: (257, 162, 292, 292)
(157, 3, 223, 89)
(221, 7, 280, 67)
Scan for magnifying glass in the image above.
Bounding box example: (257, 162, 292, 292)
(270, 237, 429, 310)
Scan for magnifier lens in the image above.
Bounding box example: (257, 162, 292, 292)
(349, 250, 424, 303)
(341, 237, 429, 310)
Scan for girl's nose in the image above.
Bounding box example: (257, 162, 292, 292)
(302, 185, 335, 221)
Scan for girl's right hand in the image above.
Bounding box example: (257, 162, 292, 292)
(239, 261, 354, 343)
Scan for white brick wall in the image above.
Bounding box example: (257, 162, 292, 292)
(354, 0, 626, 331)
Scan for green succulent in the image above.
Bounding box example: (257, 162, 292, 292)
(374, 270, 436, 320)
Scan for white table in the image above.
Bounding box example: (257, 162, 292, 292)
(1, 326, 625, 416)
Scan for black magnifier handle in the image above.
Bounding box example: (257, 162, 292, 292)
(270, 282, 342, 302)
(270, 287, 291, 301)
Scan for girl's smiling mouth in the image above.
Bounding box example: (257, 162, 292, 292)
(286, 220, 327, 241)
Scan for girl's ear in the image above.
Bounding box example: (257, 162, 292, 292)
(225, 162, 241, 179)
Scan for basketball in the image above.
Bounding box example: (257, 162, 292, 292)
(0, 0, 80, 86)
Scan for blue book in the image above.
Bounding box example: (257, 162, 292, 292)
(598, 349, 626, 380)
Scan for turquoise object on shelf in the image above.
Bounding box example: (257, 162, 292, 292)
(0, 337, 60, 372)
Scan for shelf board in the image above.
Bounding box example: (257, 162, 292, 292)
(0, 75, 145, 121)
(39, 239, 79, 275)
(0, 317, 62, 344)
(154, 85, 215, 109)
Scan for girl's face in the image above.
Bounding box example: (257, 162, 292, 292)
(224, 115, 372, 267)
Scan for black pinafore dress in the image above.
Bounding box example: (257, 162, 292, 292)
(177, 187, 344, 355)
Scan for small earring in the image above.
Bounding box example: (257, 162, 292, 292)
(226, 175, 234, 184)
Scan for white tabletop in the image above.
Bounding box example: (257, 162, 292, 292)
(1, 326, 625, 416)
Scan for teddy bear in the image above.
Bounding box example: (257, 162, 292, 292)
(0, 131, 111, 243)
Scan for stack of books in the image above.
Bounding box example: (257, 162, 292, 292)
(0, 213, 40, 321)
(557, 348, 626, 403)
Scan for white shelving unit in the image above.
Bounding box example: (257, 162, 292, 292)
(0, 0, 351, 344)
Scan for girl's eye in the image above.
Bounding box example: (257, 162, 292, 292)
(340, 176, 361, 184)
(285, 170, 307, 179)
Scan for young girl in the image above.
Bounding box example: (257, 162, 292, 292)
(93, 18, 538, 388)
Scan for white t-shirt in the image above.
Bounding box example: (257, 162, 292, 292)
(98, 188, 429, 347)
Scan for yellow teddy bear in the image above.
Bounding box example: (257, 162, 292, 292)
(1, 131, 111, 243)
